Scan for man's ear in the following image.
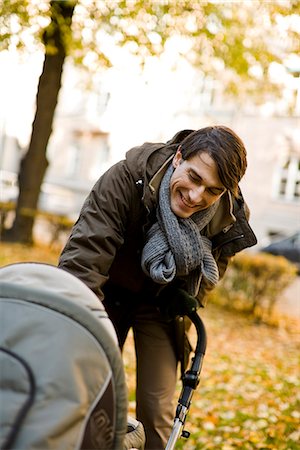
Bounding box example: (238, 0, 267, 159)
(173, 146, 182, 168)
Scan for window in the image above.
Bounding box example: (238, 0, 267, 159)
(273, 155, 300, 202)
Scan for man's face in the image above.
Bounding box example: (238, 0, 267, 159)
(170, 149, 226, 218)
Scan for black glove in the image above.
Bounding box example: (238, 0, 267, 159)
(156, 285, 200, 321)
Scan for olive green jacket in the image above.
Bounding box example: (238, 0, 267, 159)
(59, 129, 257, 307)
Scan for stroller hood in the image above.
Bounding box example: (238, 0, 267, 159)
(0, 263, 127, 450)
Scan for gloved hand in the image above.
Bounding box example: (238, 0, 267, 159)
(156, 285, 200, 321)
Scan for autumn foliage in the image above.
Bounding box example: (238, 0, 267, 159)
(208, 252, 297, 321)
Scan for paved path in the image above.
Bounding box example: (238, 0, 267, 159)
(275, 276, 300, 323)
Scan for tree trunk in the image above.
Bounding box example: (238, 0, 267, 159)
(3, 1, 75, 244)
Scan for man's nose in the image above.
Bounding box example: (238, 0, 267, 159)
(189, 185, 206, 204)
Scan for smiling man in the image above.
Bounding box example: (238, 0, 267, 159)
(170, 150, 226, 217)
(59, 125, 257, 450)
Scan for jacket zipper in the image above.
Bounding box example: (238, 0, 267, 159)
(213, 233, 245, 251)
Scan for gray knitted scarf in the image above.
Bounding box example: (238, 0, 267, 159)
(141, 164, 220, 296)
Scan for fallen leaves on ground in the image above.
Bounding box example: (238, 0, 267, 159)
(2, 243, 299, 449)
(123, 304, 300, 450)
(0, 242, 61, 266)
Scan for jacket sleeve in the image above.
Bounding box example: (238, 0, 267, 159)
(58, 161, 137, 301)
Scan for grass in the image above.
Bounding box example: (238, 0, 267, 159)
(1, 242, 300, 449)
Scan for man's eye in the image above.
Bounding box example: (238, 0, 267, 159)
(208, 188, 222, 196)
(188, 173, 199, 183)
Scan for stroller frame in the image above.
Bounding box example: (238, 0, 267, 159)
(165, 311, 207, 450)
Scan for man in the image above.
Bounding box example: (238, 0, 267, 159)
(59, 126, 257, 449)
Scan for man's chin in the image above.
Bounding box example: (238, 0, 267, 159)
(171, 204, 194, 219)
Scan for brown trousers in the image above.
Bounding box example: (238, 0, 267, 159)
(103, 286, 179, 450)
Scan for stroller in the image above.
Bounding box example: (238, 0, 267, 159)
(0, 262, 145, 449)
(0, 262, 206, 450)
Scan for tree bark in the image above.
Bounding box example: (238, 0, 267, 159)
(3, 1, 75, 244)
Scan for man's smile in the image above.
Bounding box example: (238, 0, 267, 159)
(180, 192, 198, 209)
(170, 150, 225, 218)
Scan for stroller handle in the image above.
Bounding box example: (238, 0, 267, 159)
(188, 310, 207, 356)
(165, 311, 207, 450)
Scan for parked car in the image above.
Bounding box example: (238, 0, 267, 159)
(261, 231, 300, 272)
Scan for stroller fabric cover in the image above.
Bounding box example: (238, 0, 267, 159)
(0, 262, 144, 450)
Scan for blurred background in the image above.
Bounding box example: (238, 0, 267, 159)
(0, 0, 299, 251)
(0, 3, 299, 448)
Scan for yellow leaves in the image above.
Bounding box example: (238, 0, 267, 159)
(1, 244, 299, 449)
(208, 250, 298, 324)
(288, 429, 300, 442)
(180, 303, 300, 449)
(244, 418, 269, 430)
(234, 251, 297, 278)
(202, 420, 216, 431)
(0, 241, 61, 266)
(219, 445, 236, 450)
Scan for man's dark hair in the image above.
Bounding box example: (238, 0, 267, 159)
(180, 126, 247, 197)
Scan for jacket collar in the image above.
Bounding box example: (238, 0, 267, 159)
(205, 191, 236, 237)
(148, 155, 173, 195)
